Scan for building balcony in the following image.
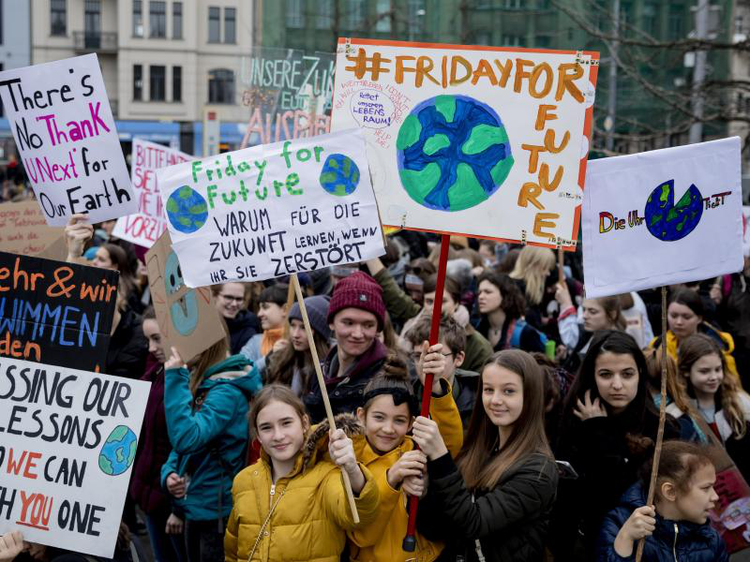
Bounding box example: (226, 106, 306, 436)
(73, 31, 118, 54)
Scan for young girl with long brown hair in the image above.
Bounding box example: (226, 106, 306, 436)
(410, 349, 558, 562)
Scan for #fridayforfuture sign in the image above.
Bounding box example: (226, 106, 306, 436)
(331, 38, 599, 249)
(112, 139, 192, 247)
(582, 137, 743, 298)
(0, 358, 150, 558)
(156, 128, 385, 287)
(0, 54, 135, 226)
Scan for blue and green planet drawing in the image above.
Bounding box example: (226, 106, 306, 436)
(644, 180, 703, 242)
(98, 425, 138, 476)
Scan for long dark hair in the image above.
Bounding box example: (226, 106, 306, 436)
(477, 270, 526, 320)
(457, 349, 552, 490)
(266, 330, 330, 394)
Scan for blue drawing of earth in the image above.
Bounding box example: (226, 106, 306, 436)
(396, 95, 514, 212)
(98, 425, 138, 476)
(166, 186, 209, 234)
(645, 180, 703, 242)
(319, 154, 361, 196)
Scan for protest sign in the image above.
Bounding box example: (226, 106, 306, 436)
(0, 357, 150, 558)
(0, 252, 118, 371)
(0, 54, 135, 226)
(582, 137, 743, 298)
(112, 139, 192, 248)
(0, 201, 63, 255)
(240, 48, 335, 146)
(330, 38, 598, 249)
(742, 206, 750, 255)
(145, 231, 225, 362)
(156, 128, 385, 287)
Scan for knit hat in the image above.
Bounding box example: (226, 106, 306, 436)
(327, 271, 385, 330)
(288, 295, 331, 341)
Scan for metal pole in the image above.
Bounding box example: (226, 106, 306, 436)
(689, 0, 709, 144)
(605, 0, 620, 153)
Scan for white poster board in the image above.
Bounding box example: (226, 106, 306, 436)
(112, 139, 192, 247)
(582, 137, 743, 298)
(156, 128, 385, 287)
(0, 54, 135, 225)
(331, 38, 598, 248)
(0, 358, 150, 557)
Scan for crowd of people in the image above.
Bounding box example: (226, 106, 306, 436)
(2, 218, 750, 562)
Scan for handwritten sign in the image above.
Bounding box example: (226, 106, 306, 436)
(145, 231, 224, 362)
(240, 48, 335, 146)
(156, 128, 385, 287)
(0, 201, 63, 255)
(582, 137, 743, 298)
(0, 357, 149, 558)
(112, 139, 192, 248)
(0, 54, 135, 226)
(0, 252, 118, 371)
(331, 38, 598, 248)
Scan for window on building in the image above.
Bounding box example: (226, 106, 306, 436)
(536, 35, 551, 48)
(503, 0, 522, 8)
(224, 7, 236, 43)
(501, 34, 524, 47)
(173, 66, 182, 102)
(375, 0, 391, 32)
(150, 1, 166, 38)
(317, 0, 334, 29)
(286, 0, 304, 29)
(537, 0, 551, 9)
(643, 2, 658, 36)
(84, 0, 101, 42)
(345, 0, 365, 29)
(150, 65, 166, 101)
(208, 6, 221, 42)
(50, 0, 67, 36)
(668, 4, 683, 39)
(173, 2, 183, 39)
(208, 68, 234, 104)
(133, 0, 143, 37)
(133, 64, 143, 100)
(474, 31, 491, 45)
(407, 0, 425, 36)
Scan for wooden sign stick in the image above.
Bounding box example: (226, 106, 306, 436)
(636, 286, 668, 561)
(290, 273, 360, 524)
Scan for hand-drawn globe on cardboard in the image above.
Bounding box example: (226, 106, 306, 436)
(98, 425, 138, 476)
(645, 180, 703, 242)
(166, 186, 209, 233)
(396, 95, 514, 212)
(319, 154, 361, 196)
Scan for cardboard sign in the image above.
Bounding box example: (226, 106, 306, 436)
(330, 38, 599, 249)
(112, 139, 192, 248)
(0, 54, 135, 226)
(582, 137, 743, 298)
(156, 128, 385, 287)
(0, 252, 118, 371)
(0, 201, 63, 255)
(145, 231, 225, 362)
(240, 48, 335, 146)
(0, 357, 150, 557)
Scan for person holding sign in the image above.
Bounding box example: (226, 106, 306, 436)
(224, 384, 379, 562)
(303, 272, 389, 424)
(161, 338, 262, 562)
(0, 531, 25, 562)
(409, 349, 558, 562)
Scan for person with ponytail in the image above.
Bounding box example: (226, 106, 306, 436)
(678, 334, 750, 481)
(161, 334, 262, 562)
(410, 349, 558, 562)
(224, 385, 379, 562)
(347, 346, 463, 561)
(550, 331, 685, 560)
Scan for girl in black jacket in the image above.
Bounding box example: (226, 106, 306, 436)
(411, 349, 558, 562)
(550, 331, 684, 560)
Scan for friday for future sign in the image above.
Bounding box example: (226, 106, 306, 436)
(0, 357, 150, 557)
(0, 54, 135, 226)
(156, 128, 385, 287)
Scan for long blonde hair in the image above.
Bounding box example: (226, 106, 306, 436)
(509, 247, 555, 306)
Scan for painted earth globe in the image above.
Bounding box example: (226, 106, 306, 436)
(166, 186, 209, 234)
(645, 180, 703, 242)
(98, 425, 138, 476)
(319, 154, 361, 196)
(396, 94, 514, 212)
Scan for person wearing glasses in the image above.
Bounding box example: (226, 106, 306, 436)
(212, 282, 260, 355)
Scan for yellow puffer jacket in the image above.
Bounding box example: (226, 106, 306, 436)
(224, 415, 380, 562)
(348, 383, 464, 562)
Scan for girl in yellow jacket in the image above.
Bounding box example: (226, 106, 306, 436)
(224, 384, 379, 562)
(347, 343, 464, 562)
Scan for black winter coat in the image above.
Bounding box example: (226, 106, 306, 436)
(225, 309, 260, 355)
(417, 452, 558, 562)
(597, 481, 729, 562)
(106, 308, 148, 379)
